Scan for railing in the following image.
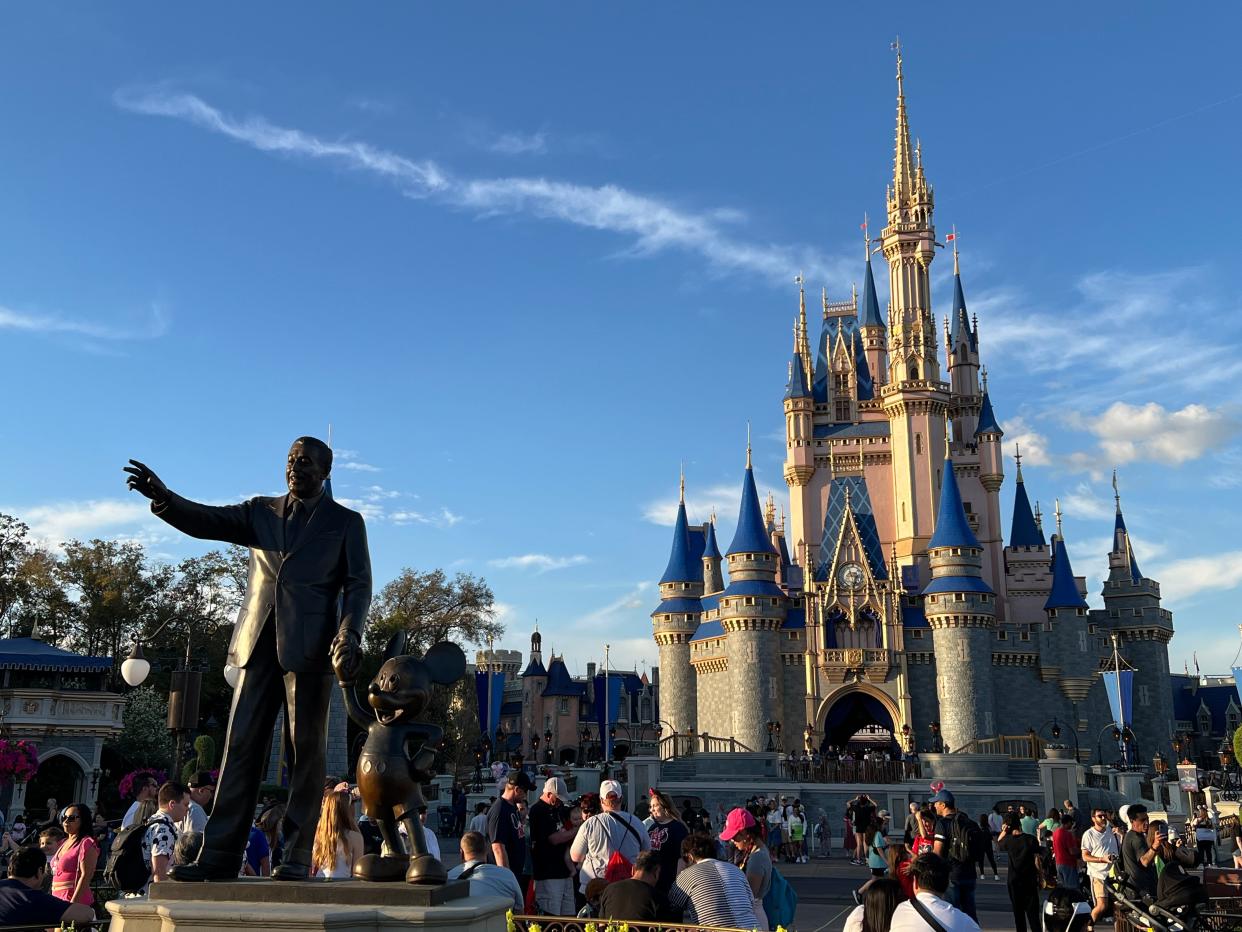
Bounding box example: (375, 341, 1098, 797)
(659, 734, 754, 758)
(781, 758, 916, 784)
(957, 734, 1044, 759)
(1085, 771, 1111, 789)
(511, 916, 750, 932)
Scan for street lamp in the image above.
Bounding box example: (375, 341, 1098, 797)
(775, 722, 783, 752)
(544, 728, 553, 763)
(580, 726, 591, 764)
(929, 721, 943, 754)
(766, 721, 776, 752)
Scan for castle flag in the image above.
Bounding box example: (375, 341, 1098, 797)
(593, 674, 623, 759)
(1101, 670, 1134, 728)
(475, 671, 505, 739)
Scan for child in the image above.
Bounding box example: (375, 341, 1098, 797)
(577, 878, 608, 918)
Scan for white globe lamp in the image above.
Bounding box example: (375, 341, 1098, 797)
(120, 642, 151, 688)
(223, 663, 240, 689)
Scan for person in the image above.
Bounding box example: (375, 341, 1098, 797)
(1039, 808, 1061, 846)
(930, 789, 978, 920)
(530, 776, 576, 917)
(1193, 805, 1217, 867)
(851, 794, 875, 865)
(1019, 805, 1038, 837)
(121, 772, 159, 828)
(843, 876, 907, 932)
(124, 438, 372, 882)
(311, 788, 363, 878)
(180, 771, 216, 835)
(245, 816, 272, 876)
(1120, 804, 1158, 899)
(1063, 799, 1086, 834)
(257, 803, 285, 870)
(998, 812, 1042, 932)
(174, 831, 204, 866)
(1081, 807, 1119, 927)
(452, 784, 467, 837)
(866, 812, 889, 877)
(9, 815, 25, 844)
(667, 832, 758, 930)
(447, 831, 523, 911)
(1147, 819, 1202, 907)
(468, 803, 489, 837)
(722, 808, 771, 931)
(889, 852, 980, 932)
(643, 789, 688, 903)
(39, 827, 65, 880)
(910, 809, 935, 859)
(766, 800, 784, 860)
(1051, 813, 1080, 890)
(787, 801, 806, 863)
(50, 802, 99, 907)
(577, 877, 608, 919)
(570, 780, 649, 895)
(903, 802, 921, 847)
(0, 846, 94, 928)
(141, 782, 191, 894)
(598, 849, 662, 922)
(487, 770, 534, 873)
(397, 807, 442, 861)
(973, 812, 999, 881)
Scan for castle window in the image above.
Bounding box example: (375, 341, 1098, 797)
(745, 597, 754, 606)
(1020, 631, 1031, 642)
(963, 501, 973, 514)
(1078, 631, 1087, 652)
(911, 630, 923, 639)
(915, 434, 923, 455)
(997, 630, 1008, 641)
(1227, 707, 1240, 733)
(768, 677, 777, 699)
(909, 364, 919, 381)
(1088, 624, 1098, 634)
(558, 698, 569, 714)
(1198, 707, 1212, 733)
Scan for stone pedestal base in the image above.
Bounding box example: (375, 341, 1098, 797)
(106, 879, 510, 932)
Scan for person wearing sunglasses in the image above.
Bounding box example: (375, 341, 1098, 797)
(50, 804, 99, 907)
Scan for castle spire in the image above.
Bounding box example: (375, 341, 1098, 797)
(1110, 469, 1144, 583)
(1045, 521, 1089, 611)
(891, 38, 916, 208)
(1009, 444, 1045, 548)
(659, 477, 698, 584)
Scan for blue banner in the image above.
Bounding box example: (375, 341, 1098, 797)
(474, 671, 505, 742)
(593, 674, 623, 758)
(1102, 670, 1134, 728)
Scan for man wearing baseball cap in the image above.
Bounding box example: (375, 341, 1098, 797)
(180, 771, 216, 835)
(530, 777, 576, 916)
(570, 780, 649, 895)
(930, 789, 977, 922)
(488, 770, 535, 874)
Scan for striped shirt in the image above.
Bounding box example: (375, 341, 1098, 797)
(668, 858, 758, 929)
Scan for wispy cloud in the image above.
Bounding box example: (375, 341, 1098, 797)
(114, 89, 848, 285)
(0, 303, 168, 343)
(1059, 482, 1113, 521)
(333, 449, 382, 473)
(489, 130, 548, 156)
(1150, 550, 1242, 605)
(1000, 417, 1053, 467)
(488, 553, 590, 573)
(1068, 401, 1241, 468)
(10, 499, 158, 549)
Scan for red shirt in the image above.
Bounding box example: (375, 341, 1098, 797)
(1052, 827, 1078, 866)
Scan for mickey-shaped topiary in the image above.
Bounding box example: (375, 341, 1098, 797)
(336, 630, 466, 884)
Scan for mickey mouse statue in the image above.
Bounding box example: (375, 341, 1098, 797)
(335, 630, 466, 884)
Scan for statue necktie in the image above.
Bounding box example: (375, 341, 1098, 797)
(286, 499, 306, 551)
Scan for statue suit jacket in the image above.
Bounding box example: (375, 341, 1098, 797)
(152, 491, 372, 674)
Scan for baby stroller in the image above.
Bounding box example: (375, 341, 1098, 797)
(1042, 888, 1092, 932)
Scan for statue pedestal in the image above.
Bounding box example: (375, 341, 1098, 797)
(106, 879, 510, 932)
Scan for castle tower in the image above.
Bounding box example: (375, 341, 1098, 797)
(784, 284, 816, 556)
(923, 450, 997, 751)
(702, 514, 724, 595)
(945, 244, 982, 440)
(1042, 505, 1094, 708)
(879, 46, 949, 563)
(651, 475, 703, 738)
(1103, 473, 1174, 759)
(1004, 445, 1052, 631)
(858, 227, 888, 390)
(720, 444, 784, 750)
(974, 377, 1007, 607)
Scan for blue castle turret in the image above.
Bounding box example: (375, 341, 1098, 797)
(651, 474, 703, 737)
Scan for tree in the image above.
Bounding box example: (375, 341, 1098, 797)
(364, 569, 500, 660)
(7, 547, 70, 639)
(0, 514, 34, 629)
(111, 685, 174, 770)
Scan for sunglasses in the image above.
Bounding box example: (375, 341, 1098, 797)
(61, 815, 80, 823)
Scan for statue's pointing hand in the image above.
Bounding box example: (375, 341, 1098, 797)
(123, 459, 169, 503)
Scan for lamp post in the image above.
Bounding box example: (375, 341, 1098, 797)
(121, 631, 204, 778)
(929, 721, 943, 754)
(766, 721, 776, 752)
(580, 725, 591, 765)
(473, 749, 484, 792)
(544, 728, 553, 764)
(1029, 718, 1080, 761)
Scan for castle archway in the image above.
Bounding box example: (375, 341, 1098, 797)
(814, 684, 901, 752)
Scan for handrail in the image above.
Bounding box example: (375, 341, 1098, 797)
(659, 734, 754, 758)
(511, 915, 751, 932)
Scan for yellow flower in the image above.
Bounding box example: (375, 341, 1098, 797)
(529, 924, 543, 932)
(506, 909, 516, 932)
(585, 923, 599, 932)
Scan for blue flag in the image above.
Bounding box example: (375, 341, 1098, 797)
(475, 671, 505, 740)
(1101, 670, 1134, 728)
(593, 674, 623, 759)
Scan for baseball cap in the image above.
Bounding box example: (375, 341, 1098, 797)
(600, 779, 624, 799)
(188, 771, 217, 788)
(928, 789, 955, 805)
(543, 776, 568, 799)
(719, 807, 756, 842)
(506, 771, 537, 791)
(877, 809, 891, 820)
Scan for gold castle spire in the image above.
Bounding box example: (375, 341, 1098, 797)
(891, 37, 915, 211)
(795, 272, 812, 386)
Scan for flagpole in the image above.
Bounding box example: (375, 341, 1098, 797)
(604, 644, 611, 763)
(486, 634, 495, 761)
(1111, 634, 1127, 764)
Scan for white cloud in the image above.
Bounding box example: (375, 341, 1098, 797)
(0, 303, 168, 342)
(489, 130, 548, 156)
(10, 499, 157, 549)
(1150, 550, 1242, 605)
(1072, 402, 1240, 466)
(488, 553, 590, 573)
(337, 461, 381, 472)
(115, 89, 849, 285)
(1000, 417, 1052, 467)
(1059, 482, 1113, 521)
(580, 582, 653, 629)
(643, 482, 750, 527)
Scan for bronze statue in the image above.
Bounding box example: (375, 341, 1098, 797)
(337, 631, 465, 883)
(124, 437, 372, 881)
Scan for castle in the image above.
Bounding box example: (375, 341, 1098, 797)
(651, 49, 1175, 765)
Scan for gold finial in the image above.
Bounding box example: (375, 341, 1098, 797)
(779, 506, 786, 533)
(710, 508, 717, 526)
(891, 37, 915, 205)
(746, 422, 752, 469)
(1014, 442, 1024, 482)
(944, 414, 952, 459)
(1112, 468, 1121, 514)
(981, 366, 989, 394)
(951, 224, 959, 275)
(862, 212, 870, 263)
(916, 137, 922, 168)
(1054, 498, 1063, 538)
(679, 462, 685, 503)
(1034, 500, 1044, 532)
(821, 286, 829, 321)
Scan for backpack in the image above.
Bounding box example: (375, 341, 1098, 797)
(602, 813, 642, 884)
(762, 866, 798, 929)
(104, 815, 164, 893)
(947, 812, 987, 865)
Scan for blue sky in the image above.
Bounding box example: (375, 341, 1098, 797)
(2, 4, 1241, 678)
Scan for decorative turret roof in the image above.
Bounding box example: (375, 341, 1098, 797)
(859, 254, 885, 329)
(727, 453, 778, 556)
(812, 315, 831, 404)
(1111, 472, 1144, 584)
(1044, 535, 1089, 610)
(521, 656, 547, 677)
(702, 516, 722, 561)
(659, 488, 699, 584)
(974, 391, 1003, 437)
(541, 656, 586, 698)
(949, 256, 977, 353)
(784, 355, 810, 400)
(1009, 447, 1045, 548)
(928, 457, 981, 550)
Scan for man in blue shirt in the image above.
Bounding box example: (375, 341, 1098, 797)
(447, 831, 524, 910)
(0, 846, 94, 927)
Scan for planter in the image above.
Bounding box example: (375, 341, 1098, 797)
(1043, 747, 1074, 760)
